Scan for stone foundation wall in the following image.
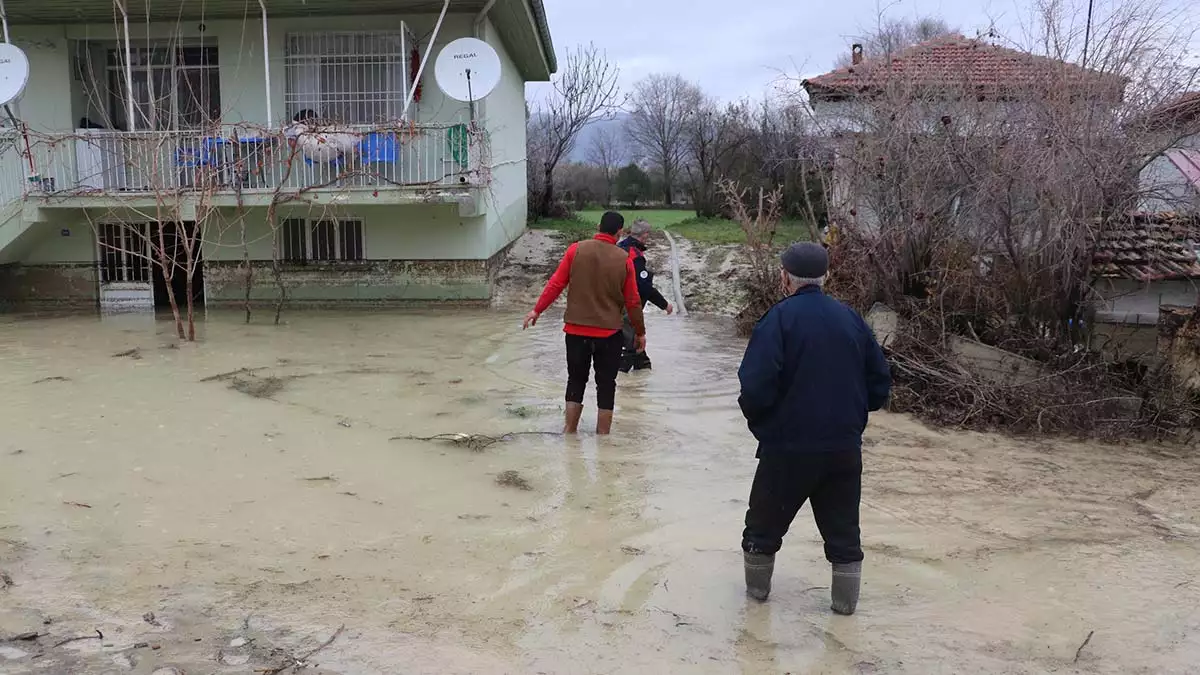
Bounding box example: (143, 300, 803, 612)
(204, 256, 503, 307)
(0, 263, 98, 310)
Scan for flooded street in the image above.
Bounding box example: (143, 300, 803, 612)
(2, 309, 1199, 674)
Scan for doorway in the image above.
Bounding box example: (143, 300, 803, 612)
(150, 221, 204, 313)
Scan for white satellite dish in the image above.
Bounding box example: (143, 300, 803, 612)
(0, 43, 30, 106)
(434, 37, 502, 103)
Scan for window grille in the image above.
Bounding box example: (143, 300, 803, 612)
(284, 31, 414, 125)
(281, 218, 364, 262)
(98, 223, 152, 283)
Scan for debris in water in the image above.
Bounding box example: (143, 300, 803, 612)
(621, 546, 646, 556)
(230, 375, 285, 399)
(142, 612, 161, 627)
(200, 366, 267, 383)
(63, 501, 92, 509)
(506, 405, 535, 418)
(53, 629, 103, 648)
(258, 624, 345, 675)
(32, 376, 70, 384)
(496, 470, 534, 491)
(112, 349, 142, 360)
(396, 431, 559, 452)
(337, 419, 352, 428)
(302, 476, 337, 483)
(1074, 630, 1095, 663)
(0, 570, 12, 588)
(3, 632, 38, 642)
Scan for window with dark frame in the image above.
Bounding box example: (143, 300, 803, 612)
(281, 218, 308, 262)
(279, 218, 363, 263)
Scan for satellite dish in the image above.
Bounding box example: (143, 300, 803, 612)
(0, 43, 30, 106)
(434, 37, 501, 103)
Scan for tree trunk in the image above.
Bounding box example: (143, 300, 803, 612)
(156, 228, 185, 340)
(236, 181, 251, 323)
(539, 165, 556, 218)
(186, 269, 196, 341)
(663, 166, 674, 206)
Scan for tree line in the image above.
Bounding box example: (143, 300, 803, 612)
(526, 19, 960, 223)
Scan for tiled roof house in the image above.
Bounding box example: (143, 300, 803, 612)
(803, 34, 1126, 102)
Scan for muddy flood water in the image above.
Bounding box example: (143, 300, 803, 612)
(1, 309, 1199, 674)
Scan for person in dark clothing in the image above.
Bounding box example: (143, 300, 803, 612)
(617, 218, 673, 372)
(524, 211, 646, 435)
(738, 242, 892, 615)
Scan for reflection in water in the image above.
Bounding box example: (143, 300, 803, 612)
(0, 309, 1199, 674)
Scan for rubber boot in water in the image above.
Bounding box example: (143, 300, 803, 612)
(596, 409, 614, 435)
(618, 351, 635, 374)
(632, 351, 653, 371)
(830, 561, 862, 615)
(744, 552, 774, 602)
(564, 403, 584, 434)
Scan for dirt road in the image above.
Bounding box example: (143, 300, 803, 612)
(1, 310, 1197, 674)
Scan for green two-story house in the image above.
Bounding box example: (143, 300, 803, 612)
(0, 0, 553, 311)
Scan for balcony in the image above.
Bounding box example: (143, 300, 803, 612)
(2, 122, 483, 210)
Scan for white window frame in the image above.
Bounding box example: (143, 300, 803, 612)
(96, 222, 153, 283)
(104, 44, 221, 132)
(280, 217, 366, 263)
(283, 27, 417, 125)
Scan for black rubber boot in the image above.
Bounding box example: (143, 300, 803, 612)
(632, 352, 653, 371)
(830, 561, 862, 615)
(618, 351, 635, 374)
(744, 552, 774, 602)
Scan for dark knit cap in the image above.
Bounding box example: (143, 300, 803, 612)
(780, 242, 829, 279)
(598, 211, 624, 235)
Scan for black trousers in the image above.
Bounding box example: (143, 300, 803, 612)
(565, 332, 624, 410)
(741, 450, 864, 564)
(620, 314, 652, 369)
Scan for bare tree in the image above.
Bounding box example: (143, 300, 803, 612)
(803, 0, 1200, 436)
(586, 125, 625, 206)
(834, 16, 956, 67)
(685, 97, 752, 217)
(626, 74, 704, 206)
(528, 43, 622, 219)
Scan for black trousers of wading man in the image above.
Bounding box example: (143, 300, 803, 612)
(565, 332, 624, 410)
(742, 450, 864, 564)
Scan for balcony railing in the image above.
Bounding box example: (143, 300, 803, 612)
(2, 122, 481, 204)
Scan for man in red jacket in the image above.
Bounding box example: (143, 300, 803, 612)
(524, 212, 646, 435)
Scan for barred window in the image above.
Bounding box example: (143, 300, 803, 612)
(285, 32, 406, 125)
(279, 218, 364, 262)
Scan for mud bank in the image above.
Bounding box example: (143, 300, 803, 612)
(2, 310, 1200, 674)
(491, 229, 747, 315)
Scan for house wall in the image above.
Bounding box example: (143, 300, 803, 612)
(1139, 133, 1200, 213)
(1094, 277, 1200, 324)
(0, 12, 535, 307)
(1091, 278, 1199, 360)
(480, 17, 529, 259)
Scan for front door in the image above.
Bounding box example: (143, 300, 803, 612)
(97, 222, 153, 312)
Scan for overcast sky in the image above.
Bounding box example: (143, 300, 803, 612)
(529, 0, 1198, 103)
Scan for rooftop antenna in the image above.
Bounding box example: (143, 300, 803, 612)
(434, 37, 502, 122)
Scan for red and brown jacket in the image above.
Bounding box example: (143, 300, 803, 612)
(534, 233, 646, 338)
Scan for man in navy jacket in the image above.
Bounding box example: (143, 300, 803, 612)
(617, 218, 674, 372)
(738, 242, 891, 615)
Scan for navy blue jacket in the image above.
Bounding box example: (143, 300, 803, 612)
(738, 286, 892, 455)
(617, 237, 670, 310)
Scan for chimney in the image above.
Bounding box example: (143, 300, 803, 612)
(851, 43, 864, 66)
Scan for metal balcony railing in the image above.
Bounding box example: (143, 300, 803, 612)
(3, 122, 481, 203)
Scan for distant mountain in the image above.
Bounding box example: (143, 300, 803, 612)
(566, 113, 635, 164)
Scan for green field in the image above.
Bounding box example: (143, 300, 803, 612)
(529, 209, 815, 246)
